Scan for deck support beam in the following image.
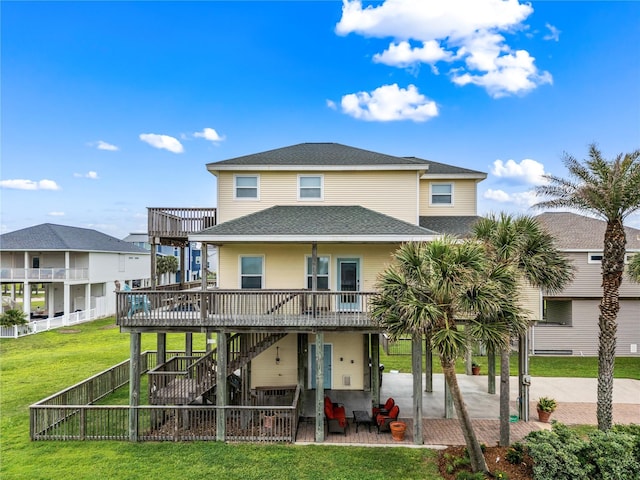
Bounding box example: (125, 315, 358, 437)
(488, 346, 496, 394)
(129, 332, 141, 441)
(314, 331, 324, 443)
(216, 331, 228, 441)
(412, 334, 423, 444)
(518, 334, 530, 421)
(157, 333, 166, 365)
(370, 333, 380, 408)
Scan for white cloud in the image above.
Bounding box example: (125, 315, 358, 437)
(452, 49, 552, 98)
(48, 211, 65, 217)
(0, 179, 61, 190)
(544, 23, 561, 42)
(193, 127, 225, 143)
(490, 158, 548, 185)
(326, 99, 337, 110)
(95, 140, 119, 151)
(336, 0, 551, 98)
(373, 40, 452, 67)
(341, 83, 438, 122)
(139, 133, 184, 153)
(74, 171, 99, 179)
(483, 188, 537, 207)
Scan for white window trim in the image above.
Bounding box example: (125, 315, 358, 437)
(305, 254, 331, 289)
(297, 174, 324, 201)
(588, 252, 631, 264)
(429, 182, 454, 207)
(239, 255, 264, 289)
(234, 174, 260, 201)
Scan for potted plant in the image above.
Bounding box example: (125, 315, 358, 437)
(389, 421, 407, 441)
(471, 362, 481, 375)
(536, 396, 557, 422)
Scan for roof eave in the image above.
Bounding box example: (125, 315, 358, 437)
(189, 234, 440, 243)
(207, 164, 429, 173)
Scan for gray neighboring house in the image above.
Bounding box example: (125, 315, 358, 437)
(533, 212, 640, 357)
(1, 223, 150, 320)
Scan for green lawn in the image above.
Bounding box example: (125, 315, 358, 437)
(0, 318, 441, 480)
(381, 351, 640, 380)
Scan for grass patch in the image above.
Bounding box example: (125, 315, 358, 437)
(1, 317, 442, 480)
(380, 351, 640, 380)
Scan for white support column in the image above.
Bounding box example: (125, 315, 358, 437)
(64, 252, 71, 317)
(84, 283, 91, 312)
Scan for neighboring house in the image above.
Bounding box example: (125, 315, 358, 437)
(116, 142, 490, 442)
(0, 223, 150, 319)
(533, 212, 640, 357)
(122, 232, 203, 284)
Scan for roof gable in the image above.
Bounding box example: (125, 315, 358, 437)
(0, 224, 149, 253)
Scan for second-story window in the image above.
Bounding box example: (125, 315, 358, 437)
(240, 256, 263, 289)
(235, 175, 259, 200)
(298, 175, 323, 200)
(430, 183, 453, 205)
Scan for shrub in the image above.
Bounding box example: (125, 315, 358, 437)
(525, 422, 640, 480)
(505, 442, 526, 465)
(0, 309, 28, 327)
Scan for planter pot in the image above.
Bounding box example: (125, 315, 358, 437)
(472, 366, 480, 375)
(389, 421, 407, 441)
(537, 409, 552, 423)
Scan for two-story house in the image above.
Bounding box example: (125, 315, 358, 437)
(532, 212, 640, 357)
(0, 223, 150, 323)
(116, 142, 490, 442)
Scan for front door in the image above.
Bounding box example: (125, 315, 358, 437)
(337, 258, 360, 311)
(309, 344, 332, 389)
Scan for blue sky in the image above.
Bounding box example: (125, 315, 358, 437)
(2, 0, 639, 239)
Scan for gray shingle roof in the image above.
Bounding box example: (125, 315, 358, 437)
(0, 224, 149, 253)
(193, 206, 438, 239)
(419, 216, 483, 237)
(208, 143, 425, 167)
(207, 143, 485, 178)
(535, 212, 640, 250)
(405, 157, 486, 176)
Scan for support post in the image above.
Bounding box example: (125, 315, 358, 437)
(150, 238, 157, 289)
(311, 242, 317, 316)
(157, 333, 167, 365)
(315, 332, 324, 443)
(411, 334, 423, 444)
(488, 346, 496, 395)
(216, 331, 228, 441)
(518, 334, 530, 421)
(297, 333, 306, 414)
(500, 346, 510, 445)
(129, 332, 141, 441)
(371, 333, 380, 407)
(185, 333, 193, 356)
(425, 335, 433, 393)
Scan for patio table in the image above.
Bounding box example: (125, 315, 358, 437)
(352, 410, 372, 433)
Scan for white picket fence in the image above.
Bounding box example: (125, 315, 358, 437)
(0, 305, 108, 339)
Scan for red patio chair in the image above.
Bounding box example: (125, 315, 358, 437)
(324, 396, 348, 434)
(372, 397, 395, 418)
(376, 404, 399, 433)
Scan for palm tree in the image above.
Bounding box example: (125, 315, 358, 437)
(371, 237, 518, 474)
(472, 213, 573, 445)
(535, 144, 640, 430)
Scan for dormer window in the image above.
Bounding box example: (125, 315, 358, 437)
(430, 183, 453, 205)
(234, 175, 259, 200)
(298, 175, 323, 200)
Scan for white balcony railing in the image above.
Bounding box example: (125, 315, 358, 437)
(0, 268, 89, 281)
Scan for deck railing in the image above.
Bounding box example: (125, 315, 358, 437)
(0, 267, 89, 281)
(148, 207, 217, 238)
(116, 289, 378, 329)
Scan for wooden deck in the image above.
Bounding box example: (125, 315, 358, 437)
(117, 290, 378, 330)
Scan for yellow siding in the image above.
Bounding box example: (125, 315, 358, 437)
(251, 333, 366, 390)
(519, 283, 542, 320)
(309, 333, 365, 390)
(218, 243, 397, 290)
(217, 170, 419, 224)
(419, 179, 478, 216)
(250, 335, 298, 388)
